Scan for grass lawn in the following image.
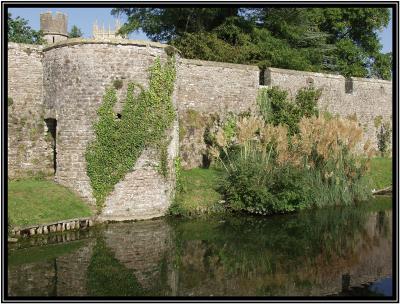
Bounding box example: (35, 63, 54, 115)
(170, 168, 224, 217)
(8, 179, 92, 227)
(369, 157, 392, 190)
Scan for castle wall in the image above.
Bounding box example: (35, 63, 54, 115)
(7, 43, 54, 179)
(42, 40, 178, 219)
(345, 78, 392, 144)
(8, 39, 393, 219)
(265, 67, 392, 148)
(175, 58, 259, 168)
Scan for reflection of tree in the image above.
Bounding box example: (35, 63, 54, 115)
(376, 211, 389, 236)
(86, 236, 172, 296)
(86, 238, 146, 296)
(172, 204, 392, 296)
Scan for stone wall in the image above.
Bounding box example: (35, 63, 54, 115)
(42, 39, 177, 219)
(7, 43, 54, 179)
(175, 58, 259, 168)
(8, 39, 393, 219)
(265, 67, 392, 149)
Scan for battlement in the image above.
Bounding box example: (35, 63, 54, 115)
(40, 12, 68, 35)
(40, 12, 68, 44)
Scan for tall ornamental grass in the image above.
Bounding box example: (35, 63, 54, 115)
(210, 115, 374, 215)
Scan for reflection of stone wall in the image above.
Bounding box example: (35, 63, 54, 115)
(56, 240, 95, 296)
(7, 239, 95, 297)
(8, 261, 56, 297)
(104, 220, 172, 289)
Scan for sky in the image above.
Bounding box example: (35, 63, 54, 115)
(8, 7, 393, 53)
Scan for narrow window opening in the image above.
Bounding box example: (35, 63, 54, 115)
(52, 36, 55, 43)
(345, 78, 353, 94)
(45, 118, 57, 173)
(259, 68, 265, 85)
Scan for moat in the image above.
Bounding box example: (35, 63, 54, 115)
(7, 197, 392, 298)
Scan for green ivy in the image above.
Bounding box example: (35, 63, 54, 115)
(86, 57, 176, 210)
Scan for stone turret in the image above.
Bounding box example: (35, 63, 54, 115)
(40, 12, 68, 44)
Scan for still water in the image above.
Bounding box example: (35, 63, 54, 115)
(8, 197, 392, 298)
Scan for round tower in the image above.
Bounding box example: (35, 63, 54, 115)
(40, 12, 68, 44)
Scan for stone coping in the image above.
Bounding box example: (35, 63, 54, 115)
(350, 76, 392, 84)
(267, 67, 345, 80)
(42, 37, 178, 52)
(8, 42, 43, 50)
(181, 58, 260, 71)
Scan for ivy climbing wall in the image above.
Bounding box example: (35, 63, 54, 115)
(42, 40, 178, 219)
(7, 43, 54, 179)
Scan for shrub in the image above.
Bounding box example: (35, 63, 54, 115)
(257, 86, 320, 135)
(220, 151, 313, 215)
(377, 121, 392, 156)
(212, 114, 373, 216)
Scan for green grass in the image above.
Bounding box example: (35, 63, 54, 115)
(8, 179, 92, 227)
(169, 168, 224, 217)
(170, 157, 392, 217)
(369, 157, 392, 190)
(8, 240, 86, 266)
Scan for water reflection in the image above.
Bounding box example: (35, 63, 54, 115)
(8, 198, 392, 297)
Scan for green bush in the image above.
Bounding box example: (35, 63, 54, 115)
(214, 92, 371, 216)
(257, 86, 320, 135)
(86, 57, 176, 210)
(377, 121, 392, 156)
(220, 152, 313, 215)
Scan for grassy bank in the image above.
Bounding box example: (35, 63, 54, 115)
(8, 179, 92, 227)
(170, 157, 392, 217)
(369, 157, 392, 190)
(169, 168, 224, 217)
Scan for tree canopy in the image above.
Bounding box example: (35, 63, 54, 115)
(7, 13, 44, 45)
(112, 7, 391, 80)
(69, 25, 83, 38)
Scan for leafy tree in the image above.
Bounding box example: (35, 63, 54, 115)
(112, 7, 391, 79)
(7, 13, 44, 44)
(69, 25, 83, 38)
(371, 52, 392, 80)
